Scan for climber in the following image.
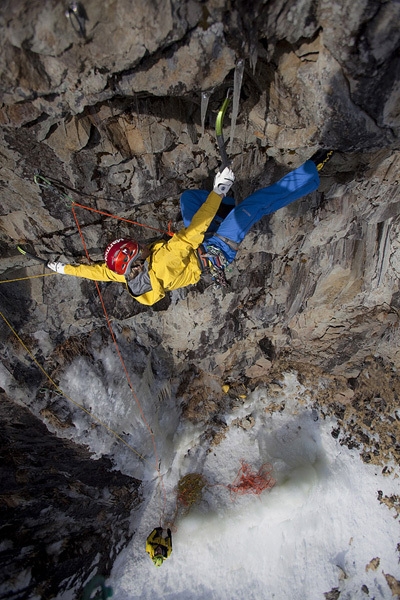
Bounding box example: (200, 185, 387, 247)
(47, 149, 333, 305)
(145, 527, 172, 567)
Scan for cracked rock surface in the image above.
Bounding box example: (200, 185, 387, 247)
(0, 0, 400, 597)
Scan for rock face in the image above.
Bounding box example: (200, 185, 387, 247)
(0, 0, 400, 597)
(0, 395, 140, 599)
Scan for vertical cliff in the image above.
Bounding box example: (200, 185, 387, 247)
(0, 0, 399, 597)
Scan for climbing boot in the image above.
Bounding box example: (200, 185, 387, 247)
(310, 149, 334, 171)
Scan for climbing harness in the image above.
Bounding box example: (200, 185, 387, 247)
(197, 244, 229, 288)
(203, 244, 230, 288)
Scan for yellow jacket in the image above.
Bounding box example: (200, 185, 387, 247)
(145, 528, 172, 559)
(63, 190, 222, 306)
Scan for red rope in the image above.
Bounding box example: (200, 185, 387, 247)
(71, 201, 174, 236)
(229, 461, 276, 497)
(71, 204, 167, 521)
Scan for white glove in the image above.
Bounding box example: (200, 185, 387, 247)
(47, 261, 66, 274)
(213, 167, 235, 197)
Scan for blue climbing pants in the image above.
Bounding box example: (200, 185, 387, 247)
(180, 160, 320, 263)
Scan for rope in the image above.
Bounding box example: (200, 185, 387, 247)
(228, 460, 275, 497)
(34, 174, 74, 204)
(34, 173, 174, 237)
(0, 310, 148, 463)
(71, 205, 168, 523)
(0, 273, 57, 284)
(71, 201, 174, 237)
(7, 173, 171, 521)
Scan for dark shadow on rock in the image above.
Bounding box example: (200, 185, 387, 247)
(0, 267, 34, 339)
(0, 395, 140, 599)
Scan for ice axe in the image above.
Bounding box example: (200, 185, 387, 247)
(215, 89, 232, 169)
(17, 245, 49, 265)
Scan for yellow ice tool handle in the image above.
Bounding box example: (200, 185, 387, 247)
(215, 94, 231, 169)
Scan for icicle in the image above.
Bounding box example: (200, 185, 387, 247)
(157, 380, 172, 403)
(249, 41, 258, 74)
(137, 355, 156, 411)
(200, 90, 212, 135)
(228, 59, 244, 153)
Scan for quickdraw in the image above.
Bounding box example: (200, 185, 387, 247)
(201, 244, 230, 288)
(34, 174, 75, 207)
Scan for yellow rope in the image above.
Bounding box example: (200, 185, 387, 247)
(0, 310, 148, 463)
(0, 273, 57, 284)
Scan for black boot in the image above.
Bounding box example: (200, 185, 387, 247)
(310, 149, 334, 171)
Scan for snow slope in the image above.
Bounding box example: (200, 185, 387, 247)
(105, 373, 400, 600)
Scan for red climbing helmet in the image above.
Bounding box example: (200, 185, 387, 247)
(104, 238, 140, 275)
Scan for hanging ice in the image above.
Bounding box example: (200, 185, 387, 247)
(200, 90, 212, 135)
(249, 41, 258, 74)
(228, 59, 244, 153)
